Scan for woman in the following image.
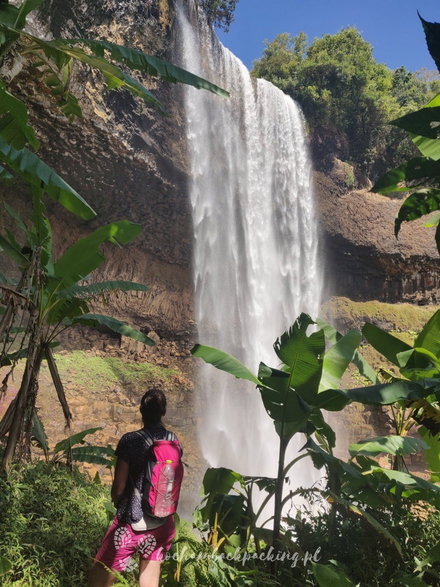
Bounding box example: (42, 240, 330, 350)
(89, 388, 181, 587)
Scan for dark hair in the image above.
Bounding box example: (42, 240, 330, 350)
(140, 388, 166, 427)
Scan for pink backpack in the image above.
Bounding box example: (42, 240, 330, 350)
(138, 431, 184, 518)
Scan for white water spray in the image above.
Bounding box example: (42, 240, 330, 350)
(177, 3, 322, 483)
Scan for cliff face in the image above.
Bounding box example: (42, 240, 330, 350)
(315, 162, 440, 305)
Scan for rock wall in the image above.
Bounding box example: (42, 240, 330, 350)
(315, 161, 440, 305)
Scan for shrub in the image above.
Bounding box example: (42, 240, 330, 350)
(0, 461, 111, 586)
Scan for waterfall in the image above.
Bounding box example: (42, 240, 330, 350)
(176, 2, 322, 482)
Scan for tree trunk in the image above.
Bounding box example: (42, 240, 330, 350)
(1, 337, 43, 472)
(272, 433, 288, 575)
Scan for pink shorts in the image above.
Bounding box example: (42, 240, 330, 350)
(94, 516, 175, 572)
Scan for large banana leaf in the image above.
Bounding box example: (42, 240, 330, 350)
(54, 221, 141, 289)
(54, 427, 102, 453)
(395, 189, 440, 235)
(362, 322, 412, 365)
(414, 309, 440, 357)
(319, 328, 361, 392)
(58, 280, 148, 299)
(63, 38, 229, 98)
(367, 466, 440, 505)
(0, 233, 29, 267)
(0, 137, 96, 220)
(372, 157, 440, 195)
(316, 318, 378, 383)
(419, 427, 440, 483)
(311, 562, 356, 587)
(191, 344, 260, 385)
(14, 0, 43, 28)
(349, 435, 428, 457)
(257, 363, 311, 439)
(69, 445, 114, 466)
(420, 14, 440, 76)
(273, 313, 325, 402)
(72, 313, 155, 345)
(344, 380, 432, 404)
(0, 81, 39, 149)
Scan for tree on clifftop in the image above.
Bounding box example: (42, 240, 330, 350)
(252, 28, 437, 178)
(200, 0, 239, 31)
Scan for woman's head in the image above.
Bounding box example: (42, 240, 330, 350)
(140, 388, 167, 427)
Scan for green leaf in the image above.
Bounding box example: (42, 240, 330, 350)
(54, 427, 102, 453)
(419, 14, 440, 74)
(0, 5, 19, 27)
(316, 318, 378, 383)
(202, 467, 244, 496)
(0, 81, 39, 149)
(0, 556, 12, 576)
(319, 329, 361, 391)
(412, 133, 440, 160)
(362, 322, 412, 366)
(69, 312, 151, 344)
(349, 435, 428, 457)
(14, 0, 43, 30)
(419, 427, 440, 483)
(312, 562, 356, 587)
(72, 313, 155, 345)
(395, 189, 440, 235)
(58, 280, 148, 299)
(23, 35, 164, 110)
(54, 221, 142, 289)
(31, 411, 49, 455)
(368, 466, 440, 504)
(63, 38, 230, 98)
(70, 445, 114, 466)
(344, 380, 429, 405)
(372, 157, 440, 195)
(4, 202, 28, 233)
(191, 344, 260, 385)
(0, 137, 96, 220)
(415, 309, 440, 358)
(391, 106, 440, 140)
(314, 388, 350, 411)
(0, 234, 29, 267)
(273, 313, 325, 402)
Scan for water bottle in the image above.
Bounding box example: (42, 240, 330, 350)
(154, 461, 175, 517)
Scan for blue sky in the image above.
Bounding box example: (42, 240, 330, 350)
(217, 0, 440, 73)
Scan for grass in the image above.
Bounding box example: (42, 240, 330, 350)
(322, 297, 440, 333)
(42, 351, 178, 392)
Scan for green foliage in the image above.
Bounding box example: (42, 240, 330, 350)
(288, 498, 440, 586)
(252, 28, 436, 176)
(0, 461, 110, 586)
(199, 0, 239, 32)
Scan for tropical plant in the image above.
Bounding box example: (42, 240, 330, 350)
(191, 313, 440, 583)
(31, 422, 115, 469)
(191, 313, 363, 555)
(372, 14, 440, 252)
(356, 312, 440, 479)
(0, 199, 154, 471)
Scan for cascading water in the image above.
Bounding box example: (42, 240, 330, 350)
(176, 2, 322, 484)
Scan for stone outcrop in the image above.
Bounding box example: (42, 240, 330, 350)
(315, 161, 440, 304)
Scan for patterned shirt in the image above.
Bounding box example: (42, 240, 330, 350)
(115, 424, 178, 524)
